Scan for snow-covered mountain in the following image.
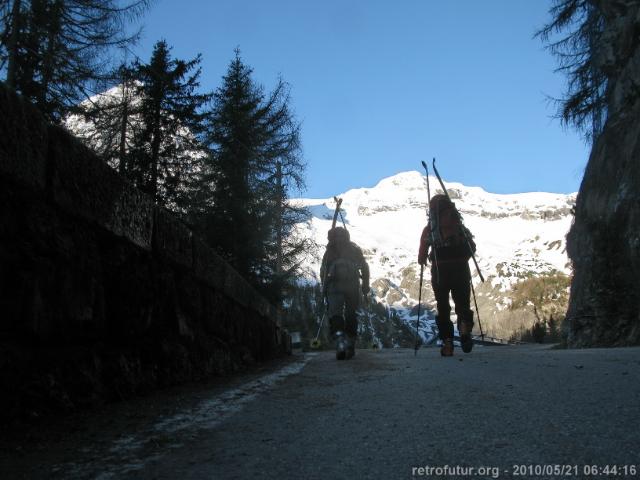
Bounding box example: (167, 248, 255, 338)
(293, 171, 575, 342)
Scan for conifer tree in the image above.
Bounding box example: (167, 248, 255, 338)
(195, 49, 309, 300)
(128, 40, 211, 211)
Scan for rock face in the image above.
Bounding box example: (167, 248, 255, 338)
(565, 1, 640, 346)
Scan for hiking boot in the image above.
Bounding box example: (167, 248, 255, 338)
(345, 336, 356, 359)
(440, 338, 454, 357)
(459, 321, 474, 353)
(335, 331, 347, 360)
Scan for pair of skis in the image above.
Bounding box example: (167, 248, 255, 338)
(332, 196, 347, 230)
(415, 158, 485, 355)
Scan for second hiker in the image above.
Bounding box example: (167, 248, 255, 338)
(418, 194, 477, 356)
(320, 226, 370, 360)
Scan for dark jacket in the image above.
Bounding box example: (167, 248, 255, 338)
(418, 224, 475, 265)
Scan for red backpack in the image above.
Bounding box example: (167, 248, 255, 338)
(429, 194, 467, 248)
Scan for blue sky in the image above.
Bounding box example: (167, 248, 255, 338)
(130, 0, 590, 198)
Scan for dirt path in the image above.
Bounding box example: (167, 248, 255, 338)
(2, 345, 640, 479)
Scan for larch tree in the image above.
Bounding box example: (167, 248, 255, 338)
(0, 0, 150, 122)
(537, 0, 608, 142)
(66, 62, 142, 175)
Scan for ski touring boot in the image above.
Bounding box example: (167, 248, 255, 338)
(335, 331, 348, 360)
(459, 316, 474, 353)
(345, 335, 356, 360)
(459, 327, 474, 353)
(440, 338, 454, 357)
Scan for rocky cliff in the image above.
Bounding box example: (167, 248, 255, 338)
(565, 1, 640, 346)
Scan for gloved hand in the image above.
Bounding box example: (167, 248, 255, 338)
(362, 284, 370, 295)
(418, 246, 432, 266)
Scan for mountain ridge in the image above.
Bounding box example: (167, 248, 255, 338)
(293, 169, 575, 343)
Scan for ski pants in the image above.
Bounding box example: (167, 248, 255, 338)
(326, 288, 359, 338)
(431, 260, 474, 340)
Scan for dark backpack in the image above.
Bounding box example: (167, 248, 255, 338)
(325, 239, 362, 292)
(327, 256, 360, 285)
(430, 195, 469, 249)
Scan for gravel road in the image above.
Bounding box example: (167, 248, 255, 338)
(2, 344, 640, 479)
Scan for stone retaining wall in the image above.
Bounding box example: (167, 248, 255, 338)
(0, 83, 289, 422)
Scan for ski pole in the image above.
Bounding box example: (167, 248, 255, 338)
(314, 310, 326, 342)
(470, 280, 485, 340)
(366, 292, 376, 348)
(310, 299, 328, 349)
(415, 263, 424, 355)
(432, 158, 485, 283)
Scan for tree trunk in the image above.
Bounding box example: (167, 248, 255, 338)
(149, 105, 162, 204)
(118, 80, 130, 175)
(275, 161, 283, 276)
(6, 0, 22, 89)
(40, 0, 63, 116)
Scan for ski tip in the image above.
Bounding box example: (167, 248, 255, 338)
(421, 160, 427, 169)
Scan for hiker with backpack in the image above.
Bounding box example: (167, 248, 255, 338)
(320, 226, 370, 360)
(418, 194, 477, 357)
